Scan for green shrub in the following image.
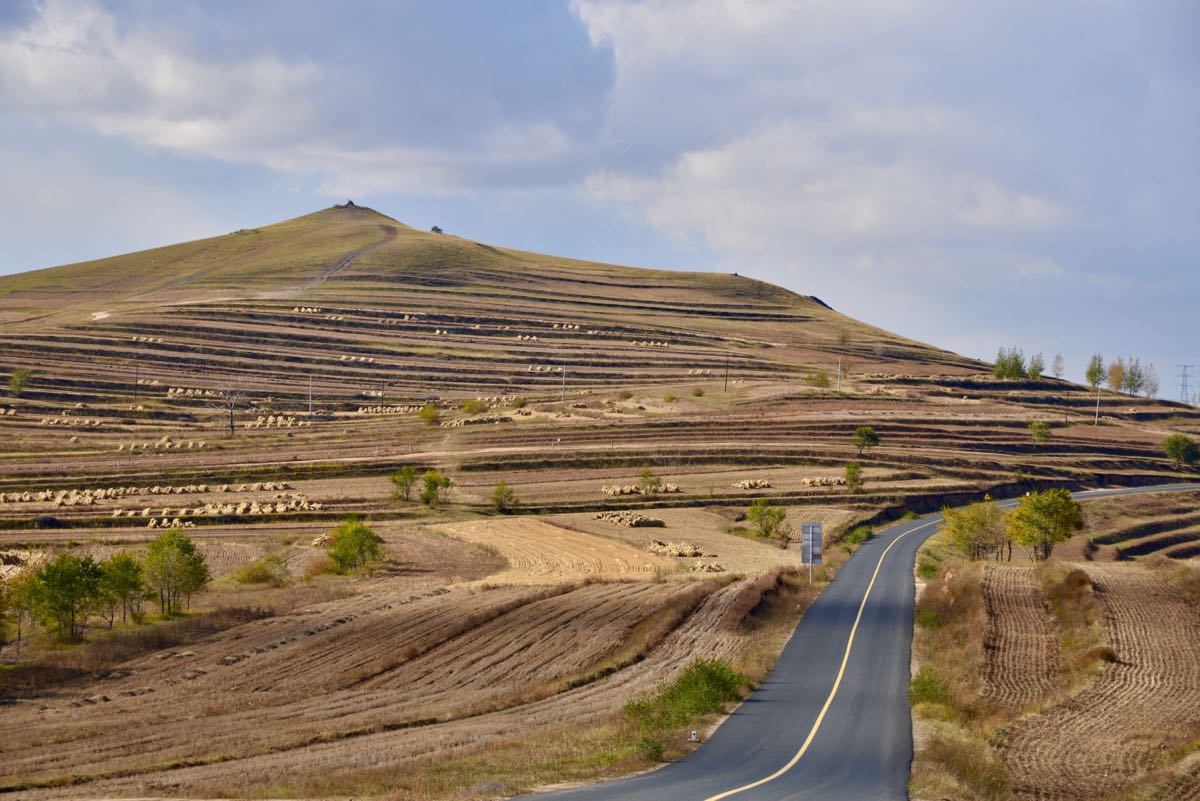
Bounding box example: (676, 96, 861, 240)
(8, 367, 33, 397)
(917, 560, 939, 580)
(691, 387, 705, 397)
(909, 665, 950, 706)
(233, 554, 290, 587)
(624, 659, 746, 760)
(326, 519, 383, 573)
(416, 403, 440, 424)
(805, 369, 830, 388)
(511, 396, 528, 409)
(915, 608, 941, 629)
(459, 399, 489, 415)
(662, 393, 677, 403)
(840, 525, 872, 552)
(491, 480, 518, 514)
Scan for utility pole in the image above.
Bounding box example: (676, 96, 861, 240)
(308, 373, 313, 415)
(837, 357, 843, 393)
(1179, 365, 1195, 406)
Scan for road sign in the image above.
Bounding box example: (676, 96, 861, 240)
(801, 522, 823, 565)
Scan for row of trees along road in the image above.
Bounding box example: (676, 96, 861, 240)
(942, 489, 1084, 562)
(0, 529, 209, 645)
(994, 348, 1161, 399)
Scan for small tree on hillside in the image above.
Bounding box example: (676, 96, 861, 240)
(638, 467, 663, 495)
(491, 480, 519, 514)
(9, 367, 33, 397)
(1027, 352, 1046, 380)
(844, 461, 863, 493)
(1106, 358, 1127, 395)
(389, 466, 419, 501)
(1085, 354, 1105, 390)
(1163, 434, 1199, 470)
(941, 499, 1008, 561)
(1123, 357, 1146, 397)
(98, 551, 146, 626)
(327, 518, 383, 572)
(1006, 489, 1083, 561)
(6, 571, 38, 649)
(1144, 365, 1160, 399)
(417, 403, 440, 424)
(1028, 421, 1051, 443)
(212, 380, 246, 437)
(993, 348, 1027, 380)
(853, 426, 880, 457)
(746, 499, 791, 549)
(1052, 353, 1065, 380)
(32, 552, 103, 641)
(144, 529, 210, 615)
(420, 469, 451, 507)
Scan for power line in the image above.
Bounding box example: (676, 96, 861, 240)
(1179, 365, 1195, 405)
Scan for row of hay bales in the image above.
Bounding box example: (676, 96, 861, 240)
(338, 354, 374, 362)
(357, 404, 422, 415)
(732, 479, 772, 489)
(136, 378, 161, 386)
(528, 364, 564, 372)
(130, 336, 163, 343)
(687, 369, 714, 375)
(441, 415, 512, 428)
(167, 387, 217, 398)
(292, 306, 323, 313)
(516, 334, 539, 341)
(594, 511, 665, 528)
(799, 476, 847, 487)
(115, 496, 318, 521)
(324, 314, 347, 321)
(0, 481, 294, 506)
(551, 322, 582, 330)
(246, 415, 311, 429)
(601, 483, 683, 496)
(40, 416, 102, 426)
(633, 340, 670, 348)
(0, 408, 17, 416)
(118, 438, 206, 451)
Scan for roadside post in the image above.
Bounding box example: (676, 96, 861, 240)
(801, 522, 823, 584)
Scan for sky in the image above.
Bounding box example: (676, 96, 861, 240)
(1, 0, 1197, 398)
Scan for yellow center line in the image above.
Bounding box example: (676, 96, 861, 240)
(701, 519, 940, 801)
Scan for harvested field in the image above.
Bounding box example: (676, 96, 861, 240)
(438, 517, 673, 583)
(1082, 490, 1200, 560)
(996, 564, 1200, 799)
(981, 565, 1060, 712)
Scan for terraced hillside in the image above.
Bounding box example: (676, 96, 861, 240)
(2, 205, 1198, 799)
(0, 204, 1196, 539)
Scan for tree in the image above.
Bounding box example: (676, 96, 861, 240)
(844, 461, 862, 493)
(853, 426, 880, 457)
(1006, 489, 1083, 561)
(1106, 357, 1126, 394)
(491, 480, 519, 514)
(746, 499, 791, 548)
(9, 367, 33, 397)
(212, 380, 246, 436)
(941, 499, 1008, 561)
(6, 571, 38, 649)
(32, 552, 103, 641)
(1027, 352, 1045, 380)
(1085, 355, 1105, 389)
(420, 469, 451, 507)
(143, 529, 210, 615)
(638, 467, 663, 495)
(98, 551, 145, 626)
(1144, 364, 1160, 398)
(327, 518, 383, 572)
(389, 466, 419, 501)
(993, 348, 1026, 380)
(417, 403, 440, 424)
(1123, 357, 1145, 397)
(0, 577, 7, 644)
(1086, 354, 1105, 425)
(1052, 353, 1065, 380)
(1028, 421, 1051, 443)
(1163, 434, 1199, 470)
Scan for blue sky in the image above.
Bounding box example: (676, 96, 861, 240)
(1, 0, 1197, 397)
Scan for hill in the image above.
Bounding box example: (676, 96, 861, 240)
(0, 205, 1197, 799)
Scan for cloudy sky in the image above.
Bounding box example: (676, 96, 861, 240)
(2, 0, 1197, 395)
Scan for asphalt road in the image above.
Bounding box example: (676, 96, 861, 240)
(531, 483, 1200, 801)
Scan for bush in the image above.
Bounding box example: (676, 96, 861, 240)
(909, 665, 951, 706)
(326, 519, 383, 573)
(624, 659, 746, 760)
(511, 396, 528, 409)
(233, 554, 289, 587)
(845, 461, 862, 492)
(805, 369, 830, 388)
(416, 403, 440, 424)
(491, 480, 518, 514)
(1028, 420, 1051, 443)
(917, 560, 939, 580)
(304, 554, 337, 579)
(389, 466, 419, 501)
(459, 399, 489, 415)
(691, 387, 705, 397)
(1163, 433, 1199, 469)
(746, 499, 790, 547)
(619, 390, 634, 400)
(420, 469, 452, 507)
(638, 467, 663, 494)
(840, 525, 872, 552)
(662, 393, 677, 403)
(9, 367, 33, 397)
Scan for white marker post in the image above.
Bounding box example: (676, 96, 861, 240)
(801, 522, 823, 585)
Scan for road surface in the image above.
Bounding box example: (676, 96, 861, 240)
(531, 483, 1200, 801)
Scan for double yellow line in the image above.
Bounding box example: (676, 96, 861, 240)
(702, 519, 940, 801)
